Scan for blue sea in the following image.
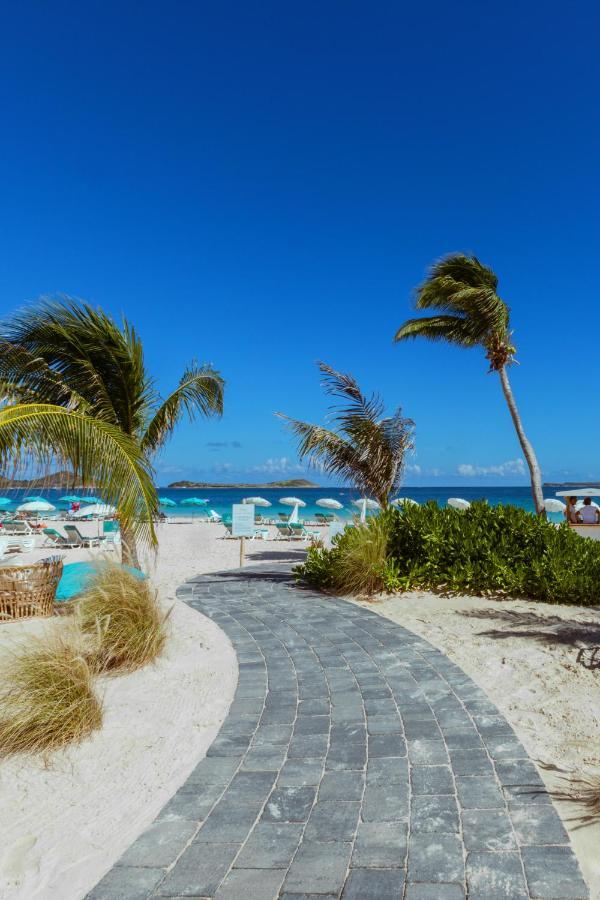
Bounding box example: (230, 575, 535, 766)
(0, 485, 565, 523)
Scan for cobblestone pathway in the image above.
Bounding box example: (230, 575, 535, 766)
(88, 564, 589, 899)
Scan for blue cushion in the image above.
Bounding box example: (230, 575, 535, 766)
(56, 562, 146, 601)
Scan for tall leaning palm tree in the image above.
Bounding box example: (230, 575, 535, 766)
(277, 362, 414, 508)
(0, 299, 224, 563)
(394, 254, 544, 515)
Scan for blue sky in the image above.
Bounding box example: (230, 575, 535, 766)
(2, 1, 599, 486)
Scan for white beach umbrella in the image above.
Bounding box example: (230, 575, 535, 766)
(242, 497, 272, 507)
(575, 500, 600, 511)
(447, 497, 471, 511)
(16, 500, 56, 513)
(73, 503, 116, 518)
(352, 498, 380, 523)
(392, 497, 419, 507)
(544, 498, 566, 514)
(316, 498, 344, 510)
(279, 496, 307, 523)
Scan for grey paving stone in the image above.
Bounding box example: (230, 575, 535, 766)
(411, 795, 460, 833)
(252, 724, 293, 745)
(449, 747, 493, 776)
(87, 866, 165, 899)
(466, 850, 528, 898)
(225, 771, 277, 803)
(367, 757, 408, 786)
(319, 771, 365, 801)
(283, 841, 353, 893)
(521, 845, 589, 898)
(195, 799, 261, 842)
(509, 803, 569, 845)
(411, 764, 455, 795)
(494, 758, 545, 787)
(157, 783, 224, 821)
(456, 775, 505, 809)
(117, 820, 197, 868)
(240, 745, 287, 771)
(298, 698, 329, 715)
(288, 734, 328, 758)
(352, 821, 407, 867)
(404, 885, 464, 899)
(366, 714, 403, 734)
(304, 800, 361, 841)
(462, 808, 517, 850)
(407, 739, 449, 764)
(342, 867, 404, 899)
(213, 867, 285, 898)
(483, 733, 529, 758)
(155, 841, 239, 896)
(368, 733, 407, 757)
(442, 726, 484, 749)
(363, 783, 409, 822)
(326, 742, 367, 770)
(262, 786, 316, 822)
(278, 758, 324, 786)
(234, 822, 303, 869)
(185, 756, 240, 784)
(407, 833, 464, 884)
(293, 715, 330, 735)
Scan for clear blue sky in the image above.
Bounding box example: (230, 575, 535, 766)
(2, 1, 598, 486)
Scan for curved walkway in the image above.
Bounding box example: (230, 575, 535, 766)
(88, 564, 588, 900)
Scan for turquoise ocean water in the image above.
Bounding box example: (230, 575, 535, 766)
(0, 485, 566, 523)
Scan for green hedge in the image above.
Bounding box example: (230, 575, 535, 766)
(296, 502, 600, 604)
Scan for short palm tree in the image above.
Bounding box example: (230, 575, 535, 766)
(277, 362, 414, 508)
(0, 299, 224, 562)
(0, 403, 157, 545)
(394, 254, 544, 515)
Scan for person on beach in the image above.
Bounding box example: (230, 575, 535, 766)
(579, 496, 600, 525)
(566, 496, 579, 524)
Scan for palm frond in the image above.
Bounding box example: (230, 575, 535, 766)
(277, 364, 414, 507)
(0, 404, 158, 546)
(142, 362, 224, 453)
(395, 315, 480, 346)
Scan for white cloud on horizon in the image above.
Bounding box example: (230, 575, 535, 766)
(251, 456, 306, 476)
(457, 458, 526, 478)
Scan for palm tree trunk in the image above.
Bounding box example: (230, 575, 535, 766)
(498, 367, 545, 516)
(120, 524, 140, 568)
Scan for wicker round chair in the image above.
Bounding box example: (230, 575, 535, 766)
(0, 555, 64, 621)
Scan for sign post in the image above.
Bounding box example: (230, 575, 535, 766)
(231, 503, 255, 566)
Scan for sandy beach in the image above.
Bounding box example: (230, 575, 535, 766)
(1, 521, 599, 897)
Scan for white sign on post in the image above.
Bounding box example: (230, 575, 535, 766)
(232, 504, 255, 536)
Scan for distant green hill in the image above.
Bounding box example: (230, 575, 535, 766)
(167, 478, 319, 489)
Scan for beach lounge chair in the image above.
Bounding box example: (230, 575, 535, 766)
(274, 523, 293, 540)
(207, 509, 222, 523)
(102, 520, 121, 551)
(1, 520, 33, 535)
(315, 513, 334, 525)
(63, 525, 101, 547)
(288, 523, 321, 542)
(0, 536, 36, 556)
(43, 528, 79, 548)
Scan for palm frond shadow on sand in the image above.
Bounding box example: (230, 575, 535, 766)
(457, 607, 600, 666)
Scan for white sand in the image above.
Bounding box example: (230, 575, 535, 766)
(360, 590, 600, 896)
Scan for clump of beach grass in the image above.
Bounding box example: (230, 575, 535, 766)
(78, 563, 169, 674)
(0, 631, 103, 757)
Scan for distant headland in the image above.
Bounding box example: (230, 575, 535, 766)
(544, 481, 600, 488)
(166, 478, 320, 490)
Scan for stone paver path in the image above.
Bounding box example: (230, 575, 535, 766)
(88, 564, 589, 899)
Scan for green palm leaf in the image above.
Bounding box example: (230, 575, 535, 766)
(142, 362, 224, 453)
(0, 403, 157, 545)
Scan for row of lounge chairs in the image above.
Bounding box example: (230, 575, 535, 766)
(221, 522, 320, 542)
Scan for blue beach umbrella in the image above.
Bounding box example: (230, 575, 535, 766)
(0, 497, 12, 506)
(59, 495, 81, 503)
(23, 495, 46, 502)
(181, 497, 209, 506)
(81, 496, 102, 504)
(159, 497, 176, 507)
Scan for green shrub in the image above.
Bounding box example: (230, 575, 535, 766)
(297, 501, 600, 605)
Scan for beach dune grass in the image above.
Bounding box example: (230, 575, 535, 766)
(0, 631, 102, 757)
(78, 563, 169, 674)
